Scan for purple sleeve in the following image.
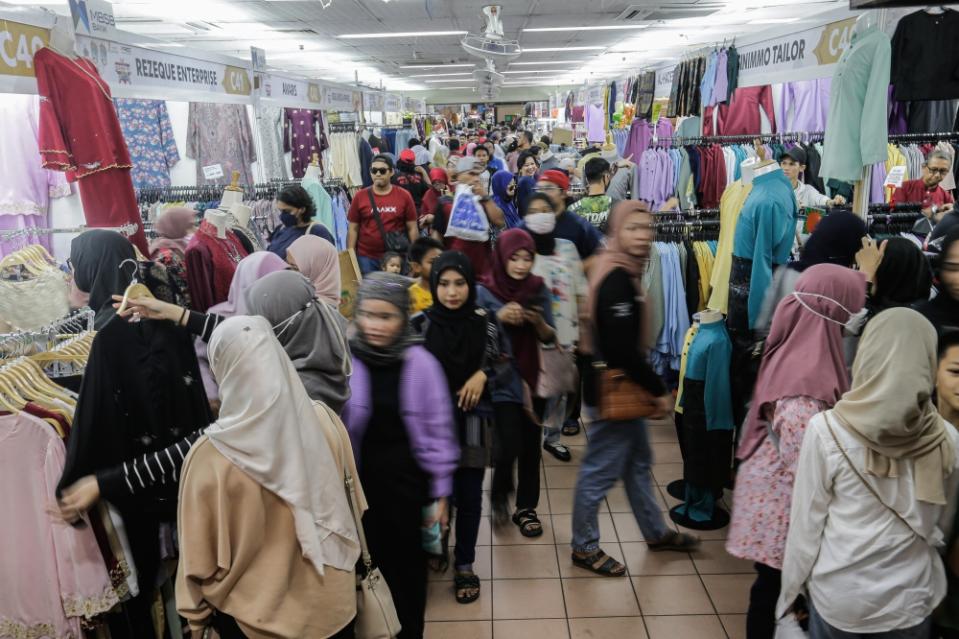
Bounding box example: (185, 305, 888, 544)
(402, 348, 460, 498)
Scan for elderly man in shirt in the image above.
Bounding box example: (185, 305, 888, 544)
(892, 149, 955, 235)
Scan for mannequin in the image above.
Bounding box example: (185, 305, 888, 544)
(698, 308, 723, 324)
(229, 203, 252, 229)
(740, 157, 758, 185)
(304, 153, 322, 181)
(204, 209, 230, 239)
(185, 205, 250, 310)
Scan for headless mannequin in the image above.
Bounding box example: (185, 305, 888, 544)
(740, 157, 758, 185)
(698, 309, 723, 324)
(229, 203, 251, 229)
(752, 159, 781, 179)
(304, 163, 322, 181)
(204, 209, 230, 239)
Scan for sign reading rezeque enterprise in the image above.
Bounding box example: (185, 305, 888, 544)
(134, 56, 219, 86)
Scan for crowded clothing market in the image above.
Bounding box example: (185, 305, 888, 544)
(3, 1, 959, 638)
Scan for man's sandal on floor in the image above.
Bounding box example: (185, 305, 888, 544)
(571, 549, 627, 576)
(511, 508, 544, 537)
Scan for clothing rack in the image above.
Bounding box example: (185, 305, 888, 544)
(888, 131, 959, 143)
(329, 121, 358, 133)
(663, 131, 824, 146)
(0, 307, 94, 359)
(0, 223, 139, 242)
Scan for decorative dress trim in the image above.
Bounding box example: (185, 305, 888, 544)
(62, 584, 120, 619)
(0, 617, 71, 639)
(0, 201, 44, 216)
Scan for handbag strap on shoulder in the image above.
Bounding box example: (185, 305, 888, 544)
(366, 188, 390, 247)
(344, 468, 373, 572)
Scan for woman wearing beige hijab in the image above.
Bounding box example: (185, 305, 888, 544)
(286, 234, 341, 306)
(778, 308, 959, 638)
(176, 316, 362, 639)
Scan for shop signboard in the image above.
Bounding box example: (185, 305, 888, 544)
(364, 91, 384, 111)
(324, 85, 355, 111)
(76, 35, 252, 96)
(736, 17, 858, 84)
(654, 66, 674, 99)
(258, 73, 323, 106)
(384, 92, 402, 112)
(586, 83, 603, 106)
(0, 18, 48, 78)
(69, 0, 117, 40)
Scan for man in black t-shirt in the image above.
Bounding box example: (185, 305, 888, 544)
(393, 148, 432, 211)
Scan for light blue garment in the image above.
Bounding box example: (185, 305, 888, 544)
(675, 116, 702, 139)
(680, 321, 733, 431)
(819, 26, 891, 182)
(650, 243, 690, 375)
(731, 169, 798, 329)
(302, 175, 335, 235)
(332, 190, 349, 250)
(699, 51, 718, 111)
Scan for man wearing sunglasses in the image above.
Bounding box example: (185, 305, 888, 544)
(347, 154, 420, 275)
(891, 150, 955, 236)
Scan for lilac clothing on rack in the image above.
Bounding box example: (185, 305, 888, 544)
(712, 50, 729, 105)
(585, 103, 606, 143)
(0, 94, 71, 254)
(624, 119, 653, 161)
(775, 79, 831, 133)
(887, 85, 909, 135)
(870, 162, 888, 204)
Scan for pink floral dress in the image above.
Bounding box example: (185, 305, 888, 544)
(726, 396, 827, 570)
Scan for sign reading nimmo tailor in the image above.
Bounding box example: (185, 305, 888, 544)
(76, 35, 252, 96)
(736, 17, 857, 82)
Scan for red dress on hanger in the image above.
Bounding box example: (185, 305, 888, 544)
(184, 220, 249, 311)
(34, 47, 149, 254)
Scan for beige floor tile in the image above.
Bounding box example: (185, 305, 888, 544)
(562, 429, 589, 446)
(551, 512, 616, 545)
(651, 441, 684, 464)
(491, 578, 566, 619)
(424, 620, 493, 639)
(562, 576, 641, 617)
(491, 544, 560, 579)
(702, 574, 753, 614)
(493, 619, 570, 639)
(492, 512, 555, 545)
(720, 614, 747, 639)
(449, 515, 491, 547)
(691, 540, 754, 575)
(425, 579, 493, 621)
(647, 424, 678, 443)
(543, 445, 586, 466)
(568, 616, 648, 639)
(652, 463, 684, 486)
(610, 512, 651, 543)
(548, 488, 607, 515)
(632, 575, 714, 615)
(644, 615, 727, 639)
(429, 545, 492, 581)
(544, 465, 582, 489)
(620, 542, 696, 576)
(558, 542, 625, 578)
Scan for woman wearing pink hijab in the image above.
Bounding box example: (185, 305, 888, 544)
(149, 207, 197, 306)
(725, 263, 867, 638)
(287, 234, 341, 307)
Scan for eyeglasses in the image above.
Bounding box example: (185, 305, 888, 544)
(926, 167, 950, 176)
(370, 167, 390, 175)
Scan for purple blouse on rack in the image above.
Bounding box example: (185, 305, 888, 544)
(284, 108, 329, 179)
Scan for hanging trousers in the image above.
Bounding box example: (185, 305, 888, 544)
(492, 401, 542, 511)
(747, 562, 781, 639)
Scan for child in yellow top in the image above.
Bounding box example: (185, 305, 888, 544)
(408, 237, 444, 313)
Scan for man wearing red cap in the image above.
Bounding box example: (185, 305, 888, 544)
(394, 148, 432, 212)
(522, 169, 604, 264)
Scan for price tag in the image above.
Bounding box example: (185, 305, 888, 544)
(651, 102, 662, 122)
(884, 165, 906, 188)
(202, 164, 224, 180)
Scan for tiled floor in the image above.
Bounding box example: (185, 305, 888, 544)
(424, 417, 753, 639)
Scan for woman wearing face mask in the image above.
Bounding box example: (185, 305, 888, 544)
(267, 185, 336, 260)
(726, 264, 867, 638)
(491, 169, 521, 229)
(524, 193, 588, 463)
(412, 251, 503, 605)
(917, 226, 959, 337)
(777, 308, 959, 638)
(176, 316, 361, 639)
(477, 229, 557, 536)
(149, 206, 197, 307)
(755, 211, 867, 339)
(344, 272, 459, 639)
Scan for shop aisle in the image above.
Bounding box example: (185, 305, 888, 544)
(424, 416, 751, 639)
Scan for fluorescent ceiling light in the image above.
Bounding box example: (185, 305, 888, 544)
(501, 70, 571, 74)
(522, 46, 606, 52)
(425, 78, 481, 83)
(409, 72, 474, 77)
(522, 25, 648, 32)
(747, 18, 801, 24)
(400, 63, 475, 69)
(339, 30, 467, 39)
(432, 86, 475, 90)
(510, 60, 583, 66)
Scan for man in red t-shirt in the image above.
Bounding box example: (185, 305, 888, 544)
(891, 149, 955, 235)
(347, 154, 420, 275)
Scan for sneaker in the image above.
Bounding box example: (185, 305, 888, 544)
(543, 441, 572, 462)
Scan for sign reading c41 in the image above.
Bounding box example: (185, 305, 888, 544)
(222, 65, 251, 96)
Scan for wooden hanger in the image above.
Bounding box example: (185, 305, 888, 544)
(116, 259, 154, 314)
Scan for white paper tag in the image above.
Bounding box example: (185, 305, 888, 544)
(202, 164, 224, 180)
(884, 165, 906, 188)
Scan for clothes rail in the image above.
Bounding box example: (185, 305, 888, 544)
(0, 223, 139, 242)
(888, 131, 959, 143)
(0, 307, 94, 355)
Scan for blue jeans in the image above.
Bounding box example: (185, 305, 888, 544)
(809, 600, 931, 638)
(571, 418, 669, 552)
(357, 254, 381, 276)
(541, 395, 566, 446)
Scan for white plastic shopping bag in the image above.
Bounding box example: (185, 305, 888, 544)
(445, 183, 490, 242)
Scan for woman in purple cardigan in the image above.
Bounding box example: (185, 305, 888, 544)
(343, 271, 459, 639)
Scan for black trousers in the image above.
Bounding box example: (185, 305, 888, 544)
(213, 613, 356, 638)
(747, 562, 781, 639)
(492, 401, 542, 511)
(452, 467, 485, 568)
(363, 491, 428, 639)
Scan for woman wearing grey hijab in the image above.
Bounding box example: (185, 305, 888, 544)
(245, 270, 351, 413)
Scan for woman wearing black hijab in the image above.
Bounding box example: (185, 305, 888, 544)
(59, 231, 211, 634)
(867, 237, 933, 317)
(413, 251, 501, 605)
(917, 225, 959, 337)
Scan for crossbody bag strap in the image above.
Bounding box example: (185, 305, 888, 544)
(344, 467, 373, 573)
(823, 413, 928, 542)
(366, 188, 390, 247)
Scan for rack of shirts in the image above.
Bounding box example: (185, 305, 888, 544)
(868, 131, 959, 204)
(866, 204, 925, 242)
(666, 45, 740, 118)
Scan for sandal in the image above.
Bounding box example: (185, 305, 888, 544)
(454, 571, 481, 604)
(571, 549, 627, 577)
(648, 531, 700, 552)
(511, 509, 544, 538)
(562, 421, 581, 436)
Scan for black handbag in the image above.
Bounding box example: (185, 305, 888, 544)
(367, 189, 411, 256)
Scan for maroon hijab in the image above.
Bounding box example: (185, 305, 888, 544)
(481, 228, 545, 390)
